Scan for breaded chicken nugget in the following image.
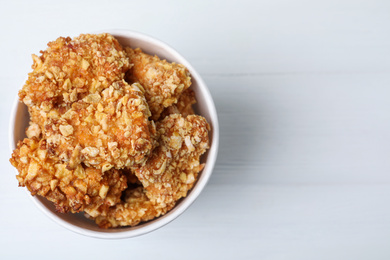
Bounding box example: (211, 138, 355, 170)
(11, 33, 211, 229)
(38, 80, 156, 170)
(132, 114, 210, 207)
(125, 47, 191, 120)
(159, 88, 196, 120)
(85, 187, 174, 228)
(19, 33, 130, 110)
(10, 137, 128, 213)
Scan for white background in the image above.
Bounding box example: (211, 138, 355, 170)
(1, 0, 390, 259)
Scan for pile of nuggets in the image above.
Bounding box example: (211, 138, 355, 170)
(10, 33, 210, 228)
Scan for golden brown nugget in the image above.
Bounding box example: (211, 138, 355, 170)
(10, 137, 127, 213)
(19, 33, 130, 110)
(132, 114, 210, 207)
(125, 47, 191, 120)
(159, 88, 196, 120)
(38, 80, 156, 170)
(28, 103, 70, 130)
(85, 187, 174, 228)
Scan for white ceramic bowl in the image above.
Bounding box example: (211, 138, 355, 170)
(9, 30, 219, 239)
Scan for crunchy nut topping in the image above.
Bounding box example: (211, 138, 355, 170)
(81, 59, 90, 70)
(132, 114, 210, 207)
(40, 80, 155, 170)
(101, 163, 114, 173)
(26, 161, 40, 180)
(59, 125, 74, 137)
(19, 33, 131, 109)
(99, 185, 109, 199)
(82, 93, 101, 103)
(26, 122, 41, 139)
(10, 137, 127, 213)
(125, 47, 191, 120)
(86, 187, 174, 228)
(82, 147, 99, 157)
(159, 88, 196, 120)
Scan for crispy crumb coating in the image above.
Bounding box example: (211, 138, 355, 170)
(85, 187, 174, 228)
(125, 47, 191, 120)
(159, 88, 196, 120)
(28, 106, 46, 132)
(132, 114, 210, 207)
(25, 121, 42, 139)
(85, 114, 209, 228)
(19, 33, 130, 110)
(36, 80, 156, 170)
(10, 137, 127, 213)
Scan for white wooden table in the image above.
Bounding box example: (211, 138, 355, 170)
(1, 1, 389, 259)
